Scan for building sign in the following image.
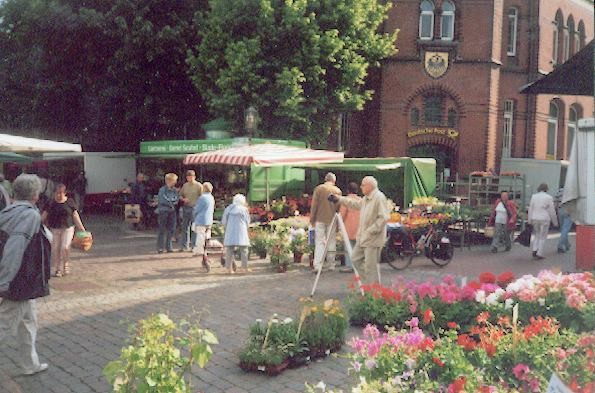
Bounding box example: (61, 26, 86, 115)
(424, 52, 449, 79)
(139, 138, 305, 156)
(408, 128, 459, 140)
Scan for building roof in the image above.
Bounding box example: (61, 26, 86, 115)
(521, 40, 594, 96)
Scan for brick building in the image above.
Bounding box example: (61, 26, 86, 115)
(347, 0, 594, 178)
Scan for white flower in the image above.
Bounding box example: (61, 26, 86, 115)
(538, 298, 546, 306)
(504, 298, 515, 309)
(283, 317, 293, 324)
(486, 293, 499, 306)
(255, 319, 262, 324)
(475, 290, 487, 304)
(271, 319, 279, 324)
(314, 381, 326, 391)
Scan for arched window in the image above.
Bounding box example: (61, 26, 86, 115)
(440, 0, 455, 41)
(507, 8, 518, 56)
(547, 101, 558, 158)
(419, 1, 434, 40)
(447, 109, 457, 127)
(552, 10, 564, 65)
(567, 106, 580, 158)
(578, 21, 586, 49)
(567, 16, 575, 56)
(424, 95, 443, 125)
(411, 108, 420, 126)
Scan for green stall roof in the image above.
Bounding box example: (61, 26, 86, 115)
(299, 157, 436, 207)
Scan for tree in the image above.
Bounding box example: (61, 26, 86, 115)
(187, 0, 397, 145)
(0, 0, 209, 151)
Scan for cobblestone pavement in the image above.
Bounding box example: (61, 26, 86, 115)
(0, 214, 577, 393)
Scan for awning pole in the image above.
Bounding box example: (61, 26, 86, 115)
(265, 167, 270, 209)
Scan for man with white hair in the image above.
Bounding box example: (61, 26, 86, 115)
(329, 176, 389, 284)
(310, 172, 342, 271)
(0, 174, 52, 375)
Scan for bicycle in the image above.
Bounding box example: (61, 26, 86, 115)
(381, 221, 454, 270)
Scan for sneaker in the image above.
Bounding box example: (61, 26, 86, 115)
(557, 248, 566, 253)
(491, 247, 498, 253)
(157, 249, 164, 254)
(54, 271, 63, 277)
(339, 267, 354, 273)
(505, 246, 511, 251)
(532, 251, 537, 258)
(23, 363, 48, 376)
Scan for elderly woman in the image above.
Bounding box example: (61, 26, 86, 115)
(192, 182, 215, 258)
(221, 194, 251, 274)
(156, 173, 179, 253)
(41, 183, 86, 277)
(528, 183, 558, 260)
(0, 174, 51, 375)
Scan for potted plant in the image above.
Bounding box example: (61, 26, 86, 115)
(269, 230, 292, 272)
(290, 232, 308, 264)
(249, 228, 270, 259)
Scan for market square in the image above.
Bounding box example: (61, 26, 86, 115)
(1, 0, 594, 392)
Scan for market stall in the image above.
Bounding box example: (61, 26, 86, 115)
(183, 143, 345, 206)
(298, 157, 436, 208)
(0, 133, 82, 153)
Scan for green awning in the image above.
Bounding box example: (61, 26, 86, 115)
(298, 157, 436, 207)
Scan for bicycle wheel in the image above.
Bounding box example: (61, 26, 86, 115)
(383, 246, 414, 270)
(428, 232, 454, 266)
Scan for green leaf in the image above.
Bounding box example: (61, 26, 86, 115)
(202, 330, 219, 345)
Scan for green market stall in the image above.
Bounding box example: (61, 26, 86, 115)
(300, 157, 436, 208)
(140, 138, 308, 202)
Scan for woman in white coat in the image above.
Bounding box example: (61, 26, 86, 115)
(528, 183, 558, 260)
(221, 194, 251, 273)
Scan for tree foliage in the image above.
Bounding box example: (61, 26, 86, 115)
(188, 0, 397, 145)
(0, 0, 207, 150)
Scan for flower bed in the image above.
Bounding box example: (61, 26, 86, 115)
(238, 299, 348, 376)
(347, 271, 595, 334)
(334, 316, 594, 392)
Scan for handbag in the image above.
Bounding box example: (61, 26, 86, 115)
(514, 224, 532, 247)
(484, 226, 495, 238)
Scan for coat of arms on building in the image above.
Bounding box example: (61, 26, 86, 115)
(424, 52, 449, 79)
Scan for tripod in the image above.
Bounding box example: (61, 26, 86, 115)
(310, 210, 368, 296)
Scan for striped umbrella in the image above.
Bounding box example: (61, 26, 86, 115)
(183, 143, 344, 167)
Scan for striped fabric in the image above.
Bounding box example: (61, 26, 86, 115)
(183, 143, 344, 167)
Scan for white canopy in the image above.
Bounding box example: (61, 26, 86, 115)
(562, 118, 595, 225)
(0, 133, 82, 153)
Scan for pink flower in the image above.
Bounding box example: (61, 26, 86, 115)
(513, 363, 530, 380)
(406, 317, 419, 328)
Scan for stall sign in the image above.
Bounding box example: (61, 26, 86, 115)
(407, 128, 459, 140)
(140, 139, 234, 155)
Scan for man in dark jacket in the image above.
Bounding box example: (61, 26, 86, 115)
(0, 174, 51, 376)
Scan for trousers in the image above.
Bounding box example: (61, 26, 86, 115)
(225, 246, 249, 269)
(531, 220, 550, 257)
(157, 210, 176, 251)
(192, 225, 211, 256)
(0, 299, 42, 372)
(491, 223, 512, 250)
(351, 244, 382, 284)
(314, 221, 337, 268)
(50, 226, 75, 273)
(180, 206, 196, 249)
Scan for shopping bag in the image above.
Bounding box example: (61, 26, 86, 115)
(72, 231, 93, 251)
(124, 204, 142, 223)
(484, 226, 495, 238)
(514, 224, 532, 247)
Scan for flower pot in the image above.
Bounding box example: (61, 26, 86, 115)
(293, 252, 303, 264)
(264, 360, 289, 376)
(288, 354, 310, 369)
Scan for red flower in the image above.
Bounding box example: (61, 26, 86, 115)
(497, 316, 511, 327)
(457, 334, 477, 351)
(479, 272, 496, 284)
(447, 321, 459, 330)
(497, 271, 515, 286)
(481, 342, 497, 357)
(448, 376, 467, 393)
(432, 357, 445, 367)
(467, 280, 481, 290)
(476, 311, 491, 324)
(422, 308, 435, 325)
(419, 337, 435, 351)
